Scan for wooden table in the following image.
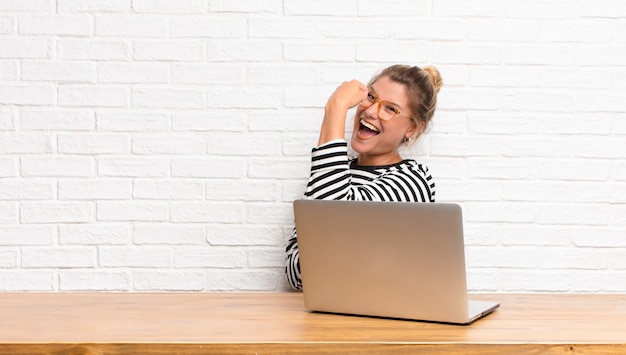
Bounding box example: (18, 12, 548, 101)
(1, 292, 625, 354)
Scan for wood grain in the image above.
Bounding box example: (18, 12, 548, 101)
(1, 292, 625, 354)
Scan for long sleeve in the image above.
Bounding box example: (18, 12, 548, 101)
(285, 140, 435, 290)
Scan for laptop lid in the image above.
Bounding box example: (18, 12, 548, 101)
(293, 199, 499, 325)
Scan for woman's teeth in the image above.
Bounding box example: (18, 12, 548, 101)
(360, 119, 380, 133)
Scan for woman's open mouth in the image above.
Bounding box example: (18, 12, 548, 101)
(358, 119, 380, 138)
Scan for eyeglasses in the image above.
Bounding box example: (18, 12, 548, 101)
(359, 90, 414, 121)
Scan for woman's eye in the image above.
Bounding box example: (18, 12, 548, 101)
(385, 105, 400, 114)
(366, 92, 375, 101)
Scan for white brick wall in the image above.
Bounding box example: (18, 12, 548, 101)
(1, 1, 625, 293)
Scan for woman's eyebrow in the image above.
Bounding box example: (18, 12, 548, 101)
(369, 87, 402, 108)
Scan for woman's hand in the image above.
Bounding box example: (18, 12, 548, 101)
(325, 80, 369, 112)
(318, 80, 368, 146)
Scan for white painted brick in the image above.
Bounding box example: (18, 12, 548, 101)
(0, 180, 55, 200)
(97, 112, 168, 132)
(206, 269, 279, 291)
(206, 225, 282, 246)
(170, 17, 246, 38)
(20, 110, 95, 131)
(60, 271, 131, 291)
(358, 0, 427, 16)
(247, 247, 284, 268)
(572, 228, 626, 248)
(134, 270, 205, 291)
(470, 66, 539, 87)
(500, 271, 570, 292)
(135, 224, 205, 245)
(505, 0, 577, 19)
(175, 248, 246, 268)
(247, 202, 292, 224)
(95, 15, 167, 37)
(21, 202, 95, 223)
(506, 45, 574, 65)
(610, 250, 626, 269)
(502, 181, 572, 202)
(133, 179, 205, 200)
(0, 86, 54, 105)
(467, 112, 539, 135)
(248, 159, 310, 179)
(468, 246, 538, 268)
(284, 0, 354, 16)
(97, 201, 168, 222)
(0, 157, 15, 177)
(248, 65, 319, 85)
(0, 16, 14, 34)
(0, 226, 54, 246)
(466, 271, 499, 292)
(574, 92, 626, 113)
(98, 157, 169, 177)
(322, 20, 391, 39)
(205, 40, 281, 62)
(500, 225, 571, 247)
(467, 158, 537, 180)
(132, 135, 205, 155)
(537, 203, 609, 226)
(249, 18, 319, 39)
(170, 202, 245, 223)
(579, 0, 626, 18)
(538, 159, 610, 181)
(206, 133, 281, 156)
(58, 86, 129, 108)
(206, 179, 279, 202)
(0, 38, 51, 59)
(283, 42, 354, 62)
(0, 250, 17, 268)
(540, 20, 611, 43)
(469, 19, 539, 42)
(248, 110, 321, 133)
(60, 224, 130, 245)
(574, 137, 626, 159)
(58, 134, 130, 154)
(502, 137, 573, 158)
(433, 44, 502, 65)
(100, 247, 171, 267)
(609, 205, 626, 227)
(0, 0, 52, 12)
(171, 112, 246, 132)
(503, 90, 574, 113)
(58, 39, 130, 60)
(433, 0, 503, 17)
(465, 202, 535, 223)
(540, 248, 609, 269)
(282, 134, 319, 157)
(540, 113, 612, 135)
(19, 15, 92, 36)
(436, 180, 501, 202)
(438, 88, 500, 110)
(0, 203, 17, 224)
(430, 135, 500, 157)
(0, 60, 17, 80)
(132, 88, 205, 109)
(133, 0, 207, 13)
(540, 68, 611, 89)
(133, 41, 205, 61)
(572, 182, 626, 204)
(356, 42, 429, 63)
(207, 88, 282, 109)
(58, 179, 132, 200)
(0, 271, 55, 291)
(97, 62, 169, 83)
(22, 247, 96, 268)
(171, 158, 245, 178)
(395, 19, 466, 41)
(21, 157, 94, 177)
(570, 271, 626, 293)
(57, 0, 129, 13)
(208, 0, 280, 13)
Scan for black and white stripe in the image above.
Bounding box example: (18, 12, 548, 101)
(285, 140, 436, 290)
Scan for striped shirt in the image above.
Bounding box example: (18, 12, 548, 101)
(285, 140, 436, 290)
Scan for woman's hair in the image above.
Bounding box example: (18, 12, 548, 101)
(368, 64, 443, 143)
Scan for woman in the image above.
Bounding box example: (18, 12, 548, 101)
(285, 64, 443, 290)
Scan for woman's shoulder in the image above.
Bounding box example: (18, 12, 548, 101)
(397, 159, 432, 177)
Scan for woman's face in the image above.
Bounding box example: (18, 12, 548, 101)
(350, 76, 419, 166)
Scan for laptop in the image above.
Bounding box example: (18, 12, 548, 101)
(293, 199, 499, 325)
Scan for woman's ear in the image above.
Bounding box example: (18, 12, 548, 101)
(405, 120, 425, 141)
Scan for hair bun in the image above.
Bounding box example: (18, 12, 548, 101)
(422, 66, 443, 94)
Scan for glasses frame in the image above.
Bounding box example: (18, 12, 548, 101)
(359, 90, 415, 121)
